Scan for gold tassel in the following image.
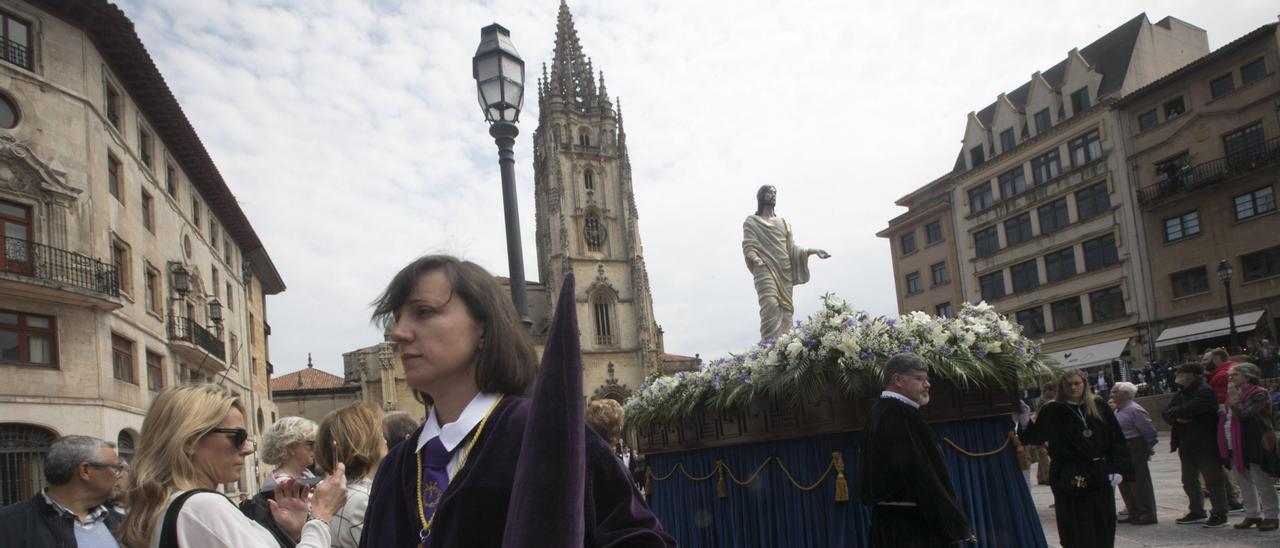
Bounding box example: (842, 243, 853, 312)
(1010, 431, 1029, 472)
(645, 468, 652, 495)
(716, 460, 728, 498)
(832, 452, 849, 502)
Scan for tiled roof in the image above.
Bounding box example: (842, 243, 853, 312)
(270, 366, 347, 391)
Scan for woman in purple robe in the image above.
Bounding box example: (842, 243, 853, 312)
(358, 255, 674, 547)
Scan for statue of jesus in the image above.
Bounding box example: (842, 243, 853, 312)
(742, 185, 830, 341)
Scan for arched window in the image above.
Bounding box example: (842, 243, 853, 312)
(584, 212, 606, 252)
(0, 94, 19, 129)
(0, 424, 57, 506)
(579, 131, 591, 147)
(584, 169, 594, 191)
(257, 409, 265, 433)
(116, 430, 135, 464)
(592, 293, 614, 346)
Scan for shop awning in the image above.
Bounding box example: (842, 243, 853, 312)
(1045, 338, 1131, 371)
(1154, 310, 1266, 348)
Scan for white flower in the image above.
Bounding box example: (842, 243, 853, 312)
(786, 341, 804, 357)
(836, 334, 860, 357)
(986, 341, 1003, 354)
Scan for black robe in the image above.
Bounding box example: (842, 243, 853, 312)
(1018, 397, 1131, 548)
(858, 396, 971, 547)
(358, 396, 675, 547)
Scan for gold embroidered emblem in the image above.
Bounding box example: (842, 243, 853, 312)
(1072, 475, 1087, 489)
(423, 482, 442, 509)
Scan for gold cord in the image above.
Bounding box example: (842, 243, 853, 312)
(415, 395, 504, 541)
(941, 431, 1013, 457)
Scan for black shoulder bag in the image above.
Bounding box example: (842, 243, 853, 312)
(157, 489, 220, 548)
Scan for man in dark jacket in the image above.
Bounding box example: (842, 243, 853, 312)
(1161, 363, 1229, 528)
(0, 435, 124, 547)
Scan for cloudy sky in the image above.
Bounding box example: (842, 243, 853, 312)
(116, 0, 1277, 378)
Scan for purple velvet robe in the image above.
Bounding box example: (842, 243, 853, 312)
(358, 396, 675, 547)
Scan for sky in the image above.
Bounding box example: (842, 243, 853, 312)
(115, 0, 1278, 379)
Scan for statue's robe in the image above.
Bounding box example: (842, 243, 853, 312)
(742, 214, 812, 340)
(358, 397, 674, 547)
(858, 395, 972, 547)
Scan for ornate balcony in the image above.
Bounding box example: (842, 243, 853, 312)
(167, 315, 226, 367)
(0, 236, 121, 307)
(1137, 136, 1280, 207)
(0, 37, 31, 70)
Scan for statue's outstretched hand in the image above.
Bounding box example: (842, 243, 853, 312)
(812, 249, 831, 259)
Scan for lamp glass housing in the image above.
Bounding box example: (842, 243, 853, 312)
(473, 24, 525, 123)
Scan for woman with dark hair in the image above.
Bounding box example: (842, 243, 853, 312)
(1020, 370, 1132, 548)
(358, 255, 672, 547)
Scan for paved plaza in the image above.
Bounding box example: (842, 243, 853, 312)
(1030, 448, 1279, 547)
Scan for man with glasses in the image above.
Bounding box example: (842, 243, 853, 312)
(0, 435, 124, 547)
(858, 353, 973, 547)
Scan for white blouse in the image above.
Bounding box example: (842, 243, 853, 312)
(327, 477, 372, 548)
(148, 491, 331, 548)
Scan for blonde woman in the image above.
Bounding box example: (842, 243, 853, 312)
(259, 416, 318, 492)
(118, 384, 347, 548)
(313, 403, 388, 547)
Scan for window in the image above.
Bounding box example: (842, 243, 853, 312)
(0, 11, 33, 70)
(1234, 186, 1274, 220)
(583, 169, 594, 191)
(146, 350, 164, 392)
(1137, 109, 1157, 131)
(968, 182, 994, 215)
(1209, 73, 1235, 98)
(1070, 87, 1090, 114)
(979, 271, 1005, 301)
(930, 262, 948, 286)
(1083, 233, 1118, 271)
(1051, 297, 1083, 330)
(969, 145, 985, 168)
(1010, 260, 1039, 292)
(1000, 128, 1015, 153)
(108, 154, 122, 201)
(1037, 198, 1070, 234)
(974, 226, 1000, 258)
(138, 126, 153, 169)
(1034, 108, 1051, 135)
(1044, 248, 1077, 283)
(1240, 57, 1266, 86)
(1170, 266, 1209, 298)
(1155, 151, 1191, 186)
(1068, 130, 1102, 167)
(212, 266, 220, 298)
(1, 199, 31, 272)
(1004, 213, 1033, 246)
(0, 93, 18, 129)
(111, 241, 130, 294)
(900, 232, 916, 255)
(935, 302, 952, 318)
(1163, 97, 1185, 119)
(191, 195, 201, 230)
(141, 191, 154, 232)
(583, 212, 606, 251)
(925, 221, 943, 244)
(579, 131, 591, 147)
(144, 265, 161, 315)
(905, 272, 922, 295)
(1089, 286, 1126, 322)
(229, 333, 238, 367)
(1031, 148, 1061, 184)
(111, 333, 136, 384)
(0, 310, 56, 366)
(1075, 181, 1110, 220)
(1241, 245, 1280, 282)
(210, 223, 219, 249)
(224, 236, 232, 263)
(226, 282, 233, 310)
(998, 166, 1027, 199)
(1164, 211, 1200, 242)
(592, 294, 613, 346)
(1016, 307, 1045, 337)
(166, 164, 177, 196)
(1223, 122, 1265, 168)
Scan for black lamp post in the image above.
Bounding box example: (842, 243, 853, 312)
(208, 297, 223, 332)
(473, 23, 531, 327)
(1217, 259, 1238, 352)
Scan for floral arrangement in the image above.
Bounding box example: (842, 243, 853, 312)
(625, 294, 1052, 430)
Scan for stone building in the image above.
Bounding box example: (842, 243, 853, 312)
(879, 14, 1209, 373)
(0, 0, 283, 503)
(270, 354, 360, 424)
(876, 173, 966, 319)
(1115, 23, 1280, 362)
(343, 339, 422, 420)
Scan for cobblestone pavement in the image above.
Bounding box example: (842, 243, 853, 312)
(1030, 448, 1279, 547)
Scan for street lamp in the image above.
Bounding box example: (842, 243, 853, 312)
(473, 23, 531, 328)
(208, 297, 223, 327)
(1217, 259, 1238, 352)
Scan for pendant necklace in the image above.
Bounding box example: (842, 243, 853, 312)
(1070, 404, 1093, 438)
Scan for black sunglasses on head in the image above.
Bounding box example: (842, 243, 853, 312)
(209, 427, 250, 448)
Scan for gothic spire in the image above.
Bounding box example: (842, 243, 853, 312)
(547, 0, 599, 111)
(597, 70, 609, 107)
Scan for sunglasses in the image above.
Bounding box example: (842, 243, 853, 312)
(87, 462, 128, 474)
(209, 427, 251, 448)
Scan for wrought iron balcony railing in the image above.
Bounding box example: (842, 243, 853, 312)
(1, 37, 31, 70)
(1137, 136, 1280, 206)
(2, 236, 120, 297)
(167, 315, 226, 361)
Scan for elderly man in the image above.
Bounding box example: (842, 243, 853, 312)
(1162, 363, 1230, 528)
(858, 353, 972, 547)
(1111, 382, 1158, 525)
(381, 410, 420, 451)
(0, 435, 124, 547)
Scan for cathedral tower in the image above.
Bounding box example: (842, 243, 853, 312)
(533, 1, 662, 401)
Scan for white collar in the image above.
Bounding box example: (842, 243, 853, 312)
(416, 392, 500, 454)
(880, 390, 921, 409)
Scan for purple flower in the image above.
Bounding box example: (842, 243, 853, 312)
(841, 318, 856, 328)
(976, 349, 988, 359)
(750, 352, 760, 360)
(885, 318, 896, 327)
(804, 337, 819, 348)
(901, 343, 914, 353)
(677, 372, 687, 380)
(738, 371, 749, 382)
(712, 374, 724, 390)
(861, 350, 875, 361)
